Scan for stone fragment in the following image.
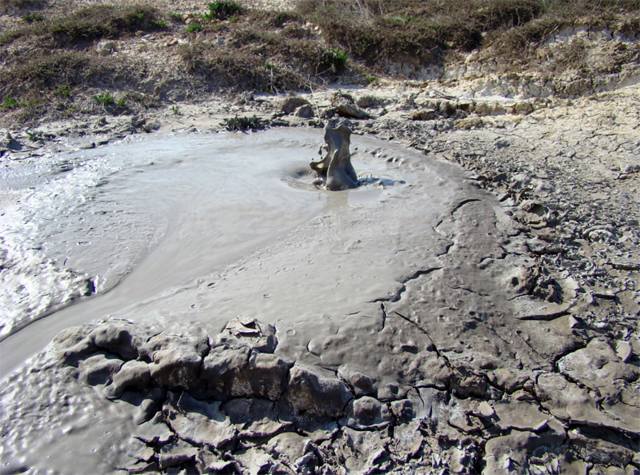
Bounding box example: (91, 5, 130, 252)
(477, 401, 495, 419)
(90, 322, 140, 360)
(287, 365, 353, 418)
(281, 96, 310, 115)
(295, 104, 315, 119)
(331, 93, 370, 120)
(615, 340, 633, 362)
(106, 360, 151, 399)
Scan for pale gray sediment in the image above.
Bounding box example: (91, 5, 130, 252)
(0, 124, 638, 474)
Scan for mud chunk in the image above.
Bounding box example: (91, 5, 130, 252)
(106, 360, 151, 399)
(390, 399, 414, 421)
(217, 318, 278, 353)
(287, 365, 353, 418)
(346, 396, 392, 429)
(338, 367, 376, 397)
(158, 443, 198, 470)
(200, 346, 247, 395)
(90, 322, 140, 360)
(79, 353, 124, 385)
(223, 398, 290, 438)
(483, 431, 566, 475)
(134, 388, 166, 425)
(149, 349, 202, 390)
(143, 329, 209, 389)
(557, 338, 639, 397)
(134, 413, 174, 445)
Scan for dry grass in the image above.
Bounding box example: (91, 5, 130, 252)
(1, 4, 167, 46)
(296, 0, 640, 67)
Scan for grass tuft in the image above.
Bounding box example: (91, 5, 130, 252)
(204, 1, 243, 21)
(222, 115, 264, 131)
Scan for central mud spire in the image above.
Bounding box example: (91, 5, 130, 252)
(310, 121, 359, 191)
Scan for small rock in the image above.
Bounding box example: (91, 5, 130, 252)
(281, 96, 310, 115)
(295, 104, 315, 119)
(477, 401, 495, 418)
(615, 341, 633, 363)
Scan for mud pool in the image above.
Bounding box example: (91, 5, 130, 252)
(2, 125, 572, 475)
(0, 127, 477, 377)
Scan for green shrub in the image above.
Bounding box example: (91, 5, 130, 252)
(186, 22, 203, 33)
(94, 92, 115, 106)
(204, 1, 242, 21)
(22, 11, 44, 22)
(49, 4, 167, 45)
(222, 115, 264, 131)
(54, 84, 72, 98)
(323, 47, 348, 72)
(1, 97, 19, 109)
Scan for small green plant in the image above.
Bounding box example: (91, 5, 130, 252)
(1, 97, 19, 109)
(204, 1, 242, 21)
(115, 96, 127, 108)
(22, 12, 44, 23)
(186, 22, 203, 33)
(94, 92, 115, 106)
(222, 115, 264, 131)
(54, 84, 72, 98)
(169, 12, 184, 23)
(170, 105, 181, 115)
(324, 47, 348, 72)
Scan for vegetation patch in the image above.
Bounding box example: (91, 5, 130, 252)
(1, 4, 168, 46)
(222, 115, 264, 131)
(204, 1, 243, 21)
(0, 0, 46, 15)
(48, 4, 167, 45)
(295, 0, 640, 69)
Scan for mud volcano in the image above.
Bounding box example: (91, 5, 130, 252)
(310, 120, 359, 190)
(0, 127, 606, 475)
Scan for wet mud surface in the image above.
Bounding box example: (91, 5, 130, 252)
(1, 101, 638, 474)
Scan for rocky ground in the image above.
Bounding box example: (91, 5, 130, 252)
(1, 0, 639, 474)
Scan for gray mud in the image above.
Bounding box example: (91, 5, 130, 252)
(1, 125, 638, 475)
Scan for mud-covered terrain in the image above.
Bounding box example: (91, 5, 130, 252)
(1, 0, 639, 474)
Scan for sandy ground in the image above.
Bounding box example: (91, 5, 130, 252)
(0, 74, 639, 473)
